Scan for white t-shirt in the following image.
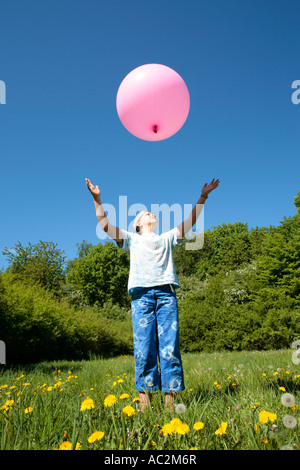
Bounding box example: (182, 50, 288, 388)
(117, 227, 182, 295)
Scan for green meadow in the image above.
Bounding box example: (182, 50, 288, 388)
(0, 349, 299, 450)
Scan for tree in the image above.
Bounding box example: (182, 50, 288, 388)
(2, 241, 67, 294)
(66, 242, 130, 308)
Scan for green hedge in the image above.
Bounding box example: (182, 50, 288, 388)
(0, 272, 133, 365)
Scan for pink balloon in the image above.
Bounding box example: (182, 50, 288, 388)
(116, 64, 190, 141)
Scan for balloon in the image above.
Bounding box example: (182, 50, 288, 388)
(116, 64, 190, 141)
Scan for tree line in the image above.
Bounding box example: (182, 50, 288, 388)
(0, 191, 299, 364)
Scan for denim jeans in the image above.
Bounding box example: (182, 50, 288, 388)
(131, 284, 185, 393)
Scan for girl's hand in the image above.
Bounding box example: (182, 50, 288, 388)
(202, 178, 220, 196)
(85, 178, 101, 198)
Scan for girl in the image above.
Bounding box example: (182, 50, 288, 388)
(85, 177, 219, 410)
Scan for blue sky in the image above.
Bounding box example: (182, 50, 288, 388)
(0, 0, 299, 269)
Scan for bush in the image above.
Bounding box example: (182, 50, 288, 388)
(0, 272, 133, 365)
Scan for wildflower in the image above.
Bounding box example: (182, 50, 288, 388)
(161, 418, 189, 436)
(282, 415, 297, 429)
(281, 393, 296, 408)
(80, 397, 95, 411)
(251, 402, 260, 410)
(59, 441, 81, 450)
(132, 397, 140, 403)
(193, 421, 204, 431)
(161, 423, 174, 436)
(117, 379, 124, 383)
(259, 411, 277, 423)
(261, 437, 268, 444)
(104, 394, 118, 407)
(279, 387, 286, 392)
(24, 407, 33, 414)
(120, 393, 130, 400)
(175, 403, 186, 415)
(88, 431, 105, 443)
(150, 441, 157, 447)
(215, 422, 228, 435)
(122, 405, 135, 417)
(1, 400, 14, 413)
(174, 421, 190, 435)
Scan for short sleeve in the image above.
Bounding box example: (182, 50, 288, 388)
(162, 227, 183, 249)
(116, 229, 133, 253)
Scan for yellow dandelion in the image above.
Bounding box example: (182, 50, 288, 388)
(59, 441, 81, 450)
(259, 410, 277, 424)
(176, 422, 190, 435)
(215, 422, 228, 435)
(88, 431, 104, 443)
(132, 397, 140, 403)
(24, 407, 33, 414)
(80, 397, 95, 411)
(120, 393, 130, 400)
(122, 405, 135, 417)
(104, 394, 118, 407)
(161, 423, 174, 436)
(261, 437, 268, 444)
(193, 421, 204, 431)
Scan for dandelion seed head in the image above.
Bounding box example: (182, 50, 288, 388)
(282, 415, 297, 429)
(281, 393, 296, 408)
(175, 403, 186, 415)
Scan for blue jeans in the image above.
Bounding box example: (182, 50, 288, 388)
(131, 284, 185, 393)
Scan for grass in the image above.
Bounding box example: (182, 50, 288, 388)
(0, 349, 299, 450)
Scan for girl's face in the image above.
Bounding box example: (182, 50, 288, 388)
(137, 211, 158, 233)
